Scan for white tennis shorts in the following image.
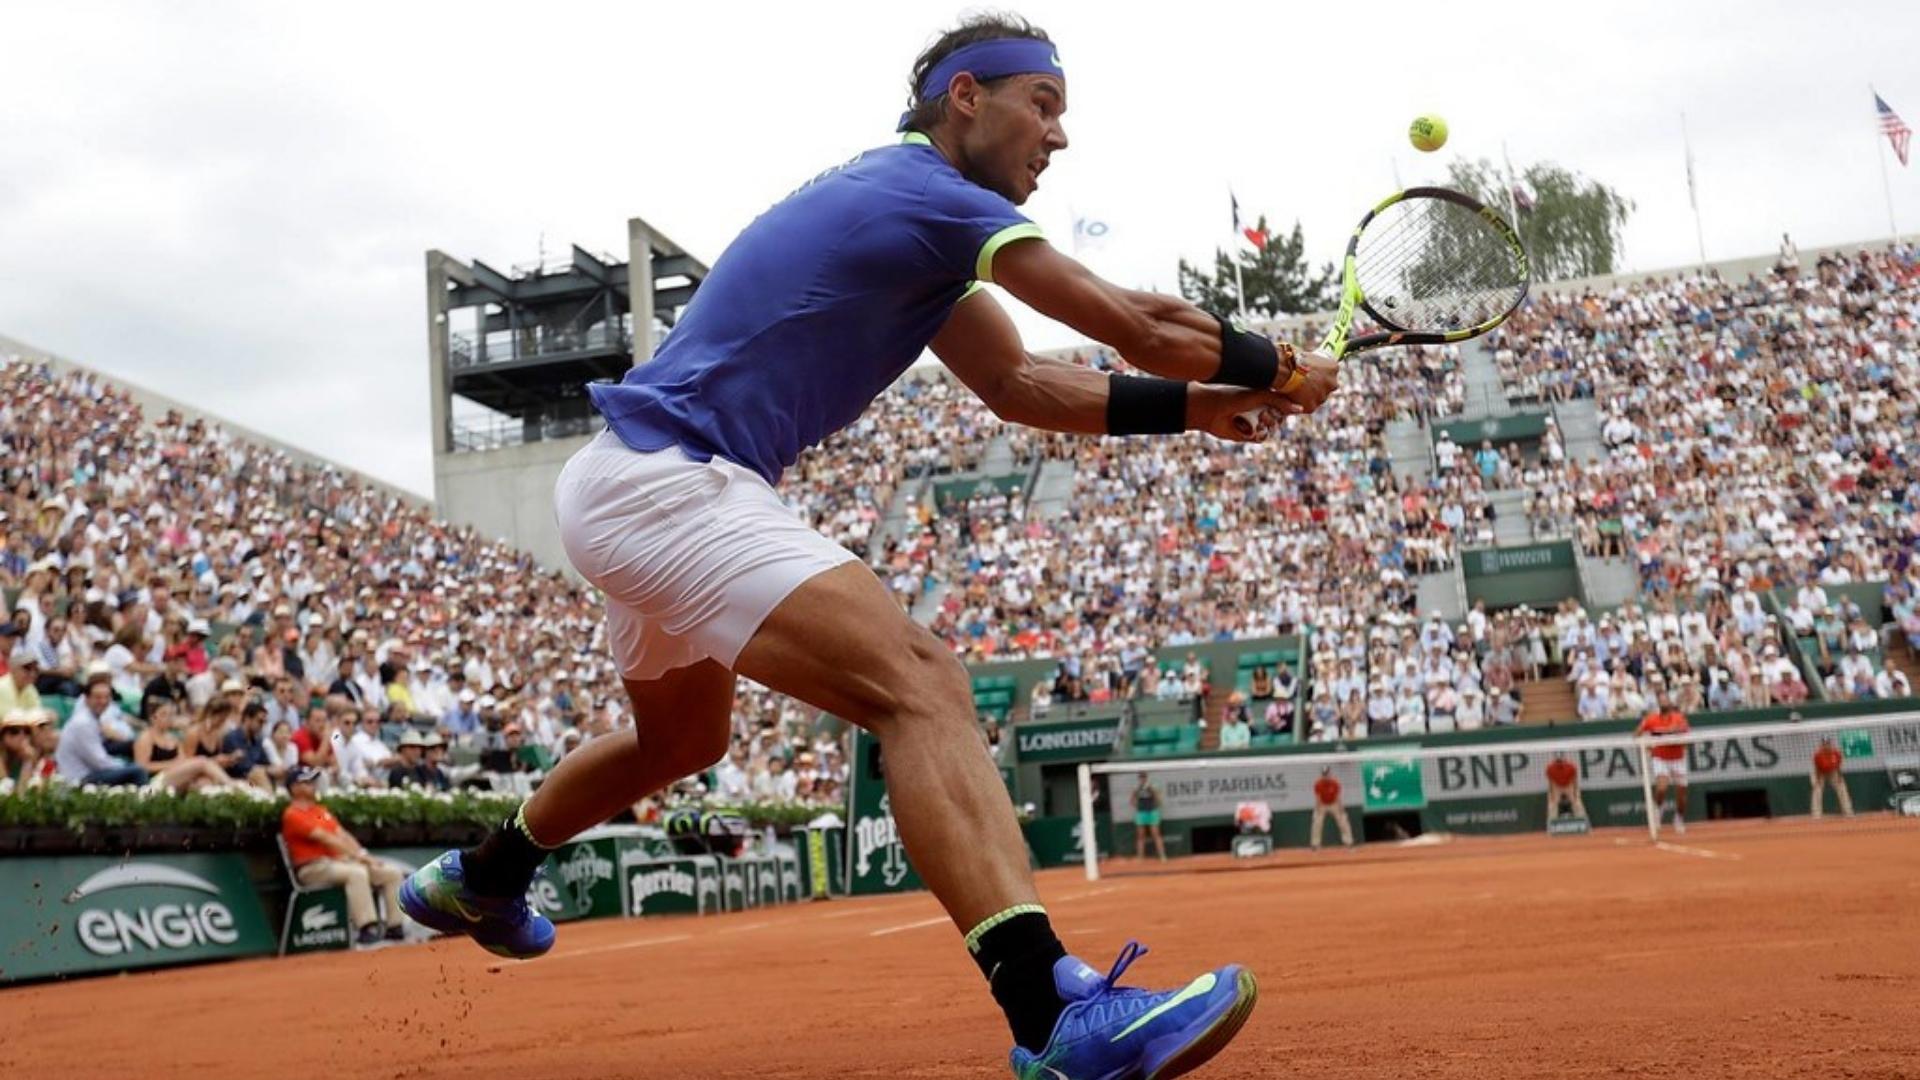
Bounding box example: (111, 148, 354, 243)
(1648, 756, 1689, 782)
(554, 430, 857, 681)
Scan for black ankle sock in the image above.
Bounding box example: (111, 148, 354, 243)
(969, 908, 1069, 1053)
(461, 809, 552, 897)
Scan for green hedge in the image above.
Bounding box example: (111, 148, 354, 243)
(0, 785, 844, 834)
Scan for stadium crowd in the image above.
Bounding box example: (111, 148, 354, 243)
(5, 241, 1918, 802)
(0, 359, 850, 808)
(1492, 244, 1920, 716)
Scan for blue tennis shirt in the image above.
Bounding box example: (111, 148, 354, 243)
(588, 133, 1043, 485)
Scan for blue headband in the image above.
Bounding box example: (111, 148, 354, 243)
(897, 38, 1064, 131)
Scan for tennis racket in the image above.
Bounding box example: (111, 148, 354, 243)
(1234, 186, 1530, 435)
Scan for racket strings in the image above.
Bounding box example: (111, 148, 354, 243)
(1355, 197, 1525, 332)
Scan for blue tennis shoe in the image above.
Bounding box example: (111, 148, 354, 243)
(399, 851, 556, 960)
(1009, 941, 1258, 1080)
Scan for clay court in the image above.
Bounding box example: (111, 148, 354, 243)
(9, 821, 1917, 1080)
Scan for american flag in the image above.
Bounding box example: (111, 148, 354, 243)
(1876, 92, 1911, 167)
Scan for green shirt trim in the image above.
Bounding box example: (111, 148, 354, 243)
(975, 222, 1045, 284)
(960, 281, 984, 301)
(901, 131, 932, 146)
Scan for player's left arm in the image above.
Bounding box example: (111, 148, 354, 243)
(987, 238, 1338, 411)
(930, 288, 1299, 442)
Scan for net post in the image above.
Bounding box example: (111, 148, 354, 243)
(1637, 738, 1659, 842)
(1077, 762, 1099, 882)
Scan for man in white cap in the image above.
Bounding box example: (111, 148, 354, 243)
(443, 687, 481, 744)
(0, 647, 42, 718)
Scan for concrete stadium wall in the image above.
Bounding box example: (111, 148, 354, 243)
(432, 432, 593, 573)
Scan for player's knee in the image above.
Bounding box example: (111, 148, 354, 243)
(861, 631, 972, 732)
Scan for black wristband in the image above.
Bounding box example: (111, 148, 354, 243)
(1211, 313, 1280, 390)
(1106, 374, 1188, 436)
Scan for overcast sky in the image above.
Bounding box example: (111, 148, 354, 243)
(4, 1, 1918, 494)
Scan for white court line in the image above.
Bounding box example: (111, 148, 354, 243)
(718, 921, 771, 935)
(1652, 841, 1742, 861)
(1049, 886, 1124, 903)
(540, 934, 694, 962)
(869, 916, 951, 938)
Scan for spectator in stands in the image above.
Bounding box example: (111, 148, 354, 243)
(262, 719, 300, 789)
(54, 678, 148, 786)
(264, 676, 303, 733)
(2, 709, 58, 790)
(0, 646, 41, 718)
(32, 618, 81, 697)
(385, 730, 430, 789)
(713, 743, 751, 800)
(292, 704, 337, 778)
(280, 765, 406, 947)
(1218, 696, 1252, 751)
(220, 700, 272, 787)
(341, 710, 394, 789)
(141, 647, 191, 721)
(132, 698, 242, 792)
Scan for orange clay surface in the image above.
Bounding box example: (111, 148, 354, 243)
(7, 820, 1918, 1080)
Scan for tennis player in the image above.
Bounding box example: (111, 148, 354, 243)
(404, 14, 1334, 1078)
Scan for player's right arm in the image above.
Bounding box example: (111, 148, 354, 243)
(931, 287, 1299, 442)
(989, 238, 1338, 411)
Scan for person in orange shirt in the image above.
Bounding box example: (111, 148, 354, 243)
(281, 765, 407, 946)
(1636, 695, 1691, 836)
(1544, 752, 1586, 824)
(1310, 767, 1354, 851)
(1809, 736, 1854, 819)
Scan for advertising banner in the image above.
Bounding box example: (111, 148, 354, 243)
(0, 854, 277, 983)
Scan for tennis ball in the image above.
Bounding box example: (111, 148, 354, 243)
(1409, 114, 1448, 153)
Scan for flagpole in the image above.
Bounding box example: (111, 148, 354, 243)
(1873, 85, 1899, 239)
(1681, 113, 1708, 268)
(1501, 142, 1521, 232)
(1233, 258, 1248, 322)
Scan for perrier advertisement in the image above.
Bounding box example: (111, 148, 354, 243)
(847, 728, 924, 895)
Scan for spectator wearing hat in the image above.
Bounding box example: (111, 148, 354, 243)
(55, 678, 148, 787)
(0, 646, 42, 718)
(280, 765, 406, 947)
(417, 733, 452, 792)
(385, 730, 432, 789)
(2, 709, 59, 790)
(443, 687, 480, 744)
(177, 618, 212, 677)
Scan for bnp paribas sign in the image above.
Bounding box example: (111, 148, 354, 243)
(1, 855, 277, 983)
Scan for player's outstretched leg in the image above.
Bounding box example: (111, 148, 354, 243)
(403, 659, 735, 959)
(736, 563, 1258, 1077)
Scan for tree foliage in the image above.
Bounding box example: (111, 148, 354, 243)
(1177, 218, 1337, 319)
(1447, 159, 1634, 281)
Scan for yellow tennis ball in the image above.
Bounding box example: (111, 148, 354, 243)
(1409, 114, 1448, 153)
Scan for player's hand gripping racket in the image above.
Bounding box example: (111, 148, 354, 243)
(1235, 186, 1530, 435)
